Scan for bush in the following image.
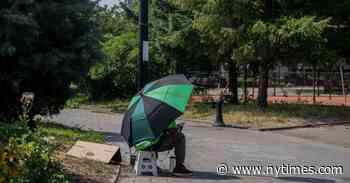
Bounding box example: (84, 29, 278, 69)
(0, 124, 68, 183)
(87, 32, 138, 100)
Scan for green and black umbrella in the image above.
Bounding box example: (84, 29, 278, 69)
(121, 74, 193, 147)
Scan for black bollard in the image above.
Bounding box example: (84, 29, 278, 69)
(213, 96, 225, 127)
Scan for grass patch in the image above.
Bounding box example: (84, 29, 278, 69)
(65, 93, 89, 109)
(65, 93, 130, 113)
(87, 99, 129, 113)
(0, 121, 105, 150)
(77, 99, 129, 114)
(38, 122, 105, 145)
(183, 102, 350, 128)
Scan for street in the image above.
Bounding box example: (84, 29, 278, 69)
(50, 109, 350, 183)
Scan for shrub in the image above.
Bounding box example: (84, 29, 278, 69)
(0, 126, 68, 183)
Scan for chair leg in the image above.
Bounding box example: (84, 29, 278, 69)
(134, 151, 158, 176)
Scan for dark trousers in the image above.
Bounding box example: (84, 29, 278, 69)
(150, 131, 186, 164)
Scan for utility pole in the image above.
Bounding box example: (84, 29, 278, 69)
(138, 0, 149, 90)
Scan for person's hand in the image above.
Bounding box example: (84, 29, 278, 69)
(166, 128, 178, 135)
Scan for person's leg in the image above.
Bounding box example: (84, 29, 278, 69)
(150, 132, 191, 175)
(152, 132, 186, 165)
(151, 133, 174, 152)
(174, 132, 186, 165)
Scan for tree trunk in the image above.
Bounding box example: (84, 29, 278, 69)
(252, 77, 256, 98)
(259, 0, 272, 111)
(317, 69, 320, 96)
(328, 71, 332, 100)
(313, 65, 316, 104)
(243, 64, 248, 103)
(264, 0, 272, 19)
(258, 63, 269, 111)
(228, 61, 239, 104)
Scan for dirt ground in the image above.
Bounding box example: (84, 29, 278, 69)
(192, 95, 349, 106)
(269, 95, 349, 106)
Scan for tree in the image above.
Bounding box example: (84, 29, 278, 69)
(86, 5, 138, 100)
(172, 0, 260, 104)
(0, 0, 102, 121)
(246, 16, 330, 110)
(153, 0, 213, 75)
(89, 32, 138, 99)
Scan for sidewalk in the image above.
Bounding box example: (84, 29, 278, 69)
(50, 109, 350, 183)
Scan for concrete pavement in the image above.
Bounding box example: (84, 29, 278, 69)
(273, 124, 350, 149)
(49, 109, 350, 183)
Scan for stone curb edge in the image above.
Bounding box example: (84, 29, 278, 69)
(112, 165, 121, 183)
(257, 121, 350, 131)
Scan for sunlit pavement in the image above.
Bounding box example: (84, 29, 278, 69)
(51, 109, 350, 183)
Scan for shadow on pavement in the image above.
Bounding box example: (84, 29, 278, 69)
(276, 177, 336, 183)
(169, 171, 239, 180)
(66, 173, 113, 183)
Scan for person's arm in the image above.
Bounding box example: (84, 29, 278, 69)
(135, 138, 159, 151)
(168, 120, 177, 129)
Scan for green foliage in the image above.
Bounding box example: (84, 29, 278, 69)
(39, 122, 105, 145)
(88, 31, 138, 99)
(64, 93, 89, 109)
(84, 5, 139, 100)
(190, 0, 257, 62)
(85, 1, 212, 100)
(246, 16, 331, 63)
(0, 123, 68, 183)
(0, 0, 102, 120)
(0, 120, 105, 183)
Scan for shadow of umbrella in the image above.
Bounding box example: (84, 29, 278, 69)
(157, 170, 239, 180)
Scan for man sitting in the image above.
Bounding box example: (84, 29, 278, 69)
(135, 121, 192, 175)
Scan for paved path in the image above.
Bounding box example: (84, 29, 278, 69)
(50, 109, 350, 183)
(273, 125, 350, 149)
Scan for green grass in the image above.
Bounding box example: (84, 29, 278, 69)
(108, 100, 129, 113)
(65, 93, 89, 109)
(85, 99, 129, 113)
(0, 121, 105, 146)
(65, 93, 130, 113)
(183, 102, 350, 128)
(38, 122, 105, 145)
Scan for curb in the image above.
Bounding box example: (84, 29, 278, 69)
(112, 165, 121, 183)
(178, 118, 250, 129)
(225, 124, 250, 129)
(177, 118, 212, 124)
(257, 121, 350, 131)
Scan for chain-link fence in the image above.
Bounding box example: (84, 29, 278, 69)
(188, 65, 350, 105)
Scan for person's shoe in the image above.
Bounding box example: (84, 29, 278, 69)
(173, 164, 193, 176)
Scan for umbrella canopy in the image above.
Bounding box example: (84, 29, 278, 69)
(121, 74, 193, 147)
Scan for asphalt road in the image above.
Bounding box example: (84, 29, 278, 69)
(49, 109, 350, 183)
